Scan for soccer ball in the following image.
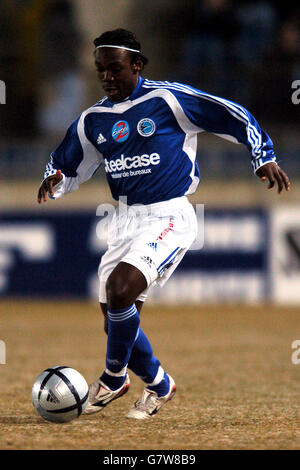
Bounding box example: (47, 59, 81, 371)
(32, 366, 89, 423)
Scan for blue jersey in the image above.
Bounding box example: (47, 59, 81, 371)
(44, 76, 276, 205)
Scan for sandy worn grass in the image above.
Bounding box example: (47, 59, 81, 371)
(0, 300, 300, 450)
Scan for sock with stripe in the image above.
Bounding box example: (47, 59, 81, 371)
(127, 327, 161, 384)
(100, 304, 140, 390)
(146, 370, 170, 397)
(127, 327, 170, 397)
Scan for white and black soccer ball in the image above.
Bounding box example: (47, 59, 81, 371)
(32, 366, 89, 423)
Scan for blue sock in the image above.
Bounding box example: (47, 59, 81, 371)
(128, 327, 161, 384)
(147, 371, 170, 397)
(100, 304, 140, 390)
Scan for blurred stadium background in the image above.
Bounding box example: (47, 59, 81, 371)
(1, 0, 300, 451)
(0, 0, 299, 305)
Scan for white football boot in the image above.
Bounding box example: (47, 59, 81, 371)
(126, 374, 176, 420)
(83, 373, 130, 415)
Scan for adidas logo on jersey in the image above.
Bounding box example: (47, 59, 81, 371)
(97, 132, 107, 144)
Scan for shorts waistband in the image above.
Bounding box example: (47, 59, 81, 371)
(118, 196, 189, 213)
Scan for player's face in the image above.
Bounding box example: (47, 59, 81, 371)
(94, 48, 141, 102)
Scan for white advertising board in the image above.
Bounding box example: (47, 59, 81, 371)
(270, 206, 300, 304)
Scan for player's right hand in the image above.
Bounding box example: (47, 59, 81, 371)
(37, 169, 63, 204)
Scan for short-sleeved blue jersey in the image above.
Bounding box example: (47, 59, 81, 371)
(44, 77, 276, 205)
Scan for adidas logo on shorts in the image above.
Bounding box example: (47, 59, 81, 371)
(147, 242, 158, 251)
(140, 255, 153, 267)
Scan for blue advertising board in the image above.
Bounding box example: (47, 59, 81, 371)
(0, 208, 269, 303)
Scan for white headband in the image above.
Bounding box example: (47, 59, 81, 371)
(95, 44, 140, 53)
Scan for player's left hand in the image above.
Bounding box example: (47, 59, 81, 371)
(256, 162, 290, 194)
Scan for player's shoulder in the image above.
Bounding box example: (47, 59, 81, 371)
(76, 97, 112, 125)
(91, 95, 110, 108)
(80, 96, 112, 116)
(142, 78, 203, 98)
(86, 96, 112, 112)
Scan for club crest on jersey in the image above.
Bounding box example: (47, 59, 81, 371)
(112, 120, 130, 142)
(137, 118, 156, 137)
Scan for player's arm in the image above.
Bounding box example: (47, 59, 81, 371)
(37, 114, 103, 204)
(176, 87, 290, 193)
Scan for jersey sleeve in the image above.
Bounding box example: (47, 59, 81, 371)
(42, 113, 103, 198)
(172, 84, 277, 173)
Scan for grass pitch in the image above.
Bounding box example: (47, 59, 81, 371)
(0, 300, 300, 450)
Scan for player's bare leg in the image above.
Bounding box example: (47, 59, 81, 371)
(106, 261, 148, 309)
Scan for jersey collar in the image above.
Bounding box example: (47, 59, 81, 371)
(129, 76, 144, 100)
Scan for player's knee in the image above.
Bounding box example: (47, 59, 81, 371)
(106, 273, 133, 308)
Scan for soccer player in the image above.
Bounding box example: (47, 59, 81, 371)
(37, 29, 290, 419)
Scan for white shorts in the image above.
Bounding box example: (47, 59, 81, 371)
(98, 196, 198, 303)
